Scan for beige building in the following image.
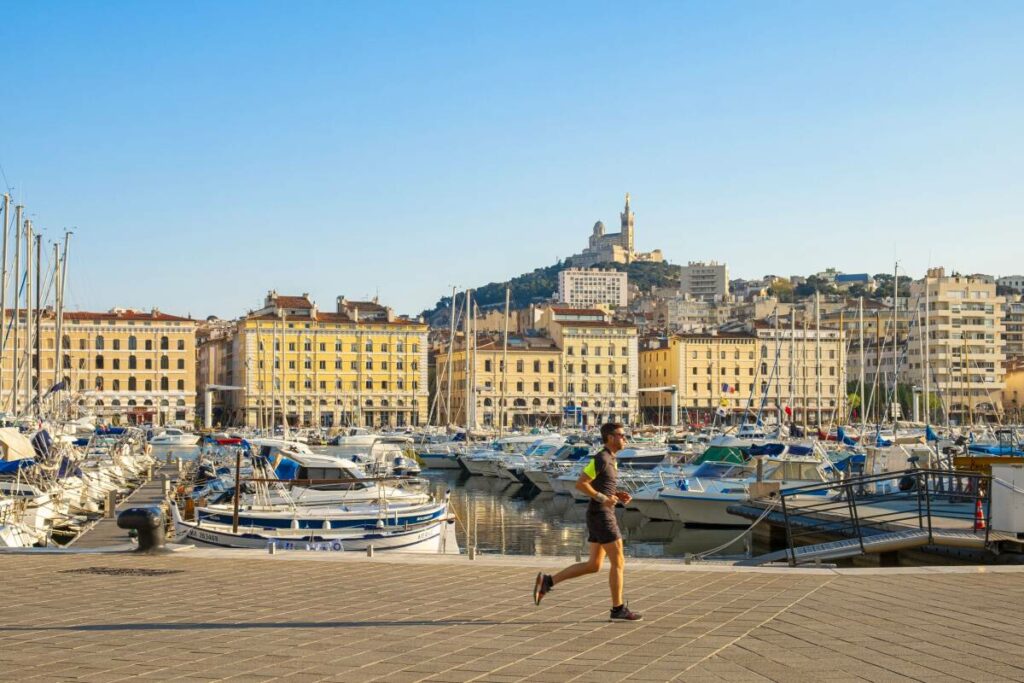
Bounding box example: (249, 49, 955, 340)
(680, 261, 730, 302)
(558, 267, 628, 308)
(201, 292, 429, 429)
(435, 334, 563, 428)
(906, 268, 1005, 423)
(1003, 298, 1024, 361)
(1, 308, 198, 425)
(640, 321, 845, 426)
(435, 306, 639, 428)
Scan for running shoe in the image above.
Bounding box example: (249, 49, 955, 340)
(533, 572, 553, 606)
(609, 603, 643, 621)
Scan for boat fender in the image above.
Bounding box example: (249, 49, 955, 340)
(897, 475, 916, 492)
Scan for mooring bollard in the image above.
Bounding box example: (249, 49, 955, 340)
(105, 491, 117, 518)
(117, 507, 166, 552)
(468, 546, 477, 560)
(268, 542, 277, 555)
(366, 544, 374, 558)
(162, 475, 170, 496)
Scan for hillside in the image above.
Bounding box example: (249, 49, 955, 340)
(421, 261, 680, 327)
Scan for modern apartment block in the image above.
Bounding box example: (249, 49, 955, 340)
(557, 267, 628, 308)
(1003, 298, 1024, 361)
(639, 321, 844, 426)
(199, 291, 429, 428)
(0, 308, 198, 425)
(434, 306, 639, 428)
(680, 261, 730, 302)
(906, 268, 1005, 423)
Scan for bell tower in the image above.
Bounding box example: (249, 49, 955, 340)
(619, 192, 634, 254)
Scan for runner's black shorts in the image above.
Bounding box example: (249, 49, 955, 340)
(586, 507, 621, 544)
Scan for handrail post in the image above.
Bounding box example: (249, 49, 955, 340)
(846, 482, 865, 554)
(780, 493, 795, 566)
(984, 474, 992, 545)
(921, 470, 933, 543)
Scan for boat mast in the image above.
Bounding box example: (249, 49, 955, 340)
(924, 272, 931, 427)
(34, 233, 42, 412)
(815, 290, 821, 429)
(500, 286, 510, 437)
(463, 289, 471, 431)
(774, 306, 781, 434)
(445, 287, 457, 427)
(859, 297, 866, 437)
(11, 204, 20, 415)
(788, 309, 795, 431)
(892, 263, 899, 428)
(0, 194, 8, 407)
(23, 219, 33, 416)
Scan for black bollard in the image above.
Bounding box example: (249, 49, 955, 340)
(117, 507, 166, 552)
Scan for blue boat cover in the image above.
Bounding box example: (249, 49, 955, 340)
(95, 426, 127, 435)
(0, 459, 35, 474)
(748, 443, 786, 456)
(788, 445, 814, 456)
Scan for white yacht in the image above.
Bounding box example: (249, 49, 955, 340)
(150, 428, 200, 447)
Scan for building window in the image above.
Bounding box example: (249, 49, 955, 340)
(144, 379, 152, 391)
(304, 341, 311, 351)
(548, 360, 555, 372)
(112, 358, 120, 370)
(177, 379, 185, 391)
(319, 360, 326, 370)
(160, 377, 169, 391)
(485, 359, 492, 372)
(128, 377, 136, 390)
(177, 339, 185, 350)
(145, 339, 153, 351)
(516, 381, 524, 392)
(95, 354, 104, 369)
(112, 379, 120, 391)
(160, 355, 169, 370)
(366, 360, 373, 370)
(95, 335, 105, 350)
(113, 339, 121, 350)
(160, 336, 169, 350)
(533, 381, 541, 392)
(178, 359, 185, 370)
(533, 360, 541, 372)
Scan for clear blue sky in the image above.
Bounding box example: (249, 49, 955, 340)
(1, 1, 1021, 318)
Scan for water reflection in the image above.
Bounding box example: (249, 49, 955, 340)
(426, 471, 758, 559)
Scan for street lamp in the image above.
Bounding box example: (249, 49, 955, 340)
(912, 385, 921, 424)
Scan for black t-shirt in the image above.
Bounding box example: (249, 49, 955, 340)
(584, 447, 618, 513)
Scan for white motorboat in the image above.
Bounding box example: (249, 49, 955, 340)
(150, 428, 200, 447)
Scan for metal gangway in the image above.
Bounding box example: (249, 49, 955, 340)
(741, 468, 993, 566)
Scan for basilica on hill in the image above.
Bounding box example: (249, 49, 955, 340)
(567, 193, 664, 267)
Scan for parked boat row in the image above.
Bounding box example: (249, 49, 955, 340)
(0, 425, 157, 547)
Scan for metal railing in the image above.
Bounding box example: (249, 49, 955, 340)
(777, 468, 992, 565)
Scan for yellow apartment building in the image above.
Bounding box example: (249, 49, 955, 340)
(639, 320, 845, 427)
(435, 306, 639, 428)
(435, 334, 563, 428)
(0, 308, 198, 425)
(201, 292, 429, 429)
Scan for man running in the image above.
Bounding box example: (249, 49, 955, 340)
(533, 422, 642, 621)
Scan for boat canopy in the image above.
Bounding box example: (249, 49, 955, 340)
(0, 428, 36, 461)
(692, 446, 745, 465)
(0, 458, 34, 474)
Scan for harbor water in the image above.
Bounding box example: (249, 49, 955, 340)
(155, 443, 763, 559)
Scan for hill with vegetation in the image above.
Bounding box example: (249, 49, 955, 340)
(421, 261, 680, 327)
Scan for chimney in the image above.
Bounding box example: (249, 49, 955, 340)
(386, 307, 395, 323)
(352, 308, 359, 323)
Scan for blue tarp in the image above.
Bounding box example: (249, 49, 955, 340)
(0, 459, 35, 475)
(747, 443, 786, 457)
(836, 427, 859, 446)
(788, 445, 814, 456)
(95, 426, 127, 435)
(926, 425, 940, 442)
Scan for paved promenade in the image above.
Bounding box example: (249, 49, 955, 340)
(2, 551, 1023, 682)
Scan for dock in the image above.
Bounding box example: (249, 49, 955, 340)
(71, 462, 180, 549)
(2, 550, 1024, 681)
